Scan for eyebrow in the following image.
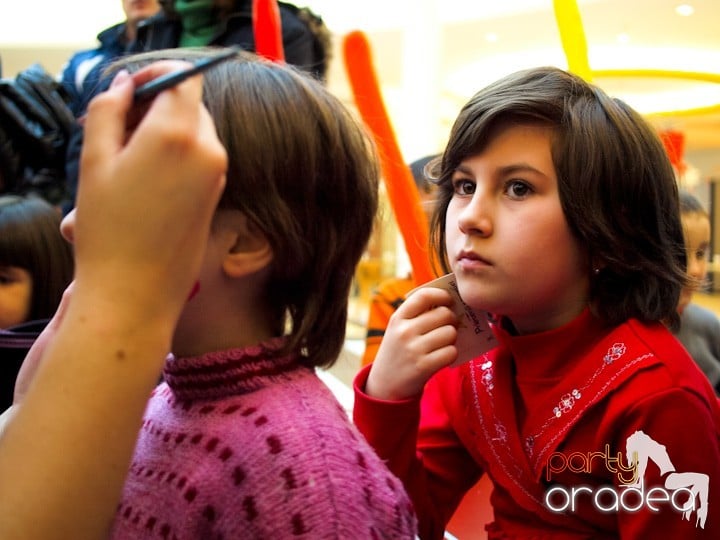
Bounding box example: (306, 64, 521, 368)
(454, 162, 550, 178)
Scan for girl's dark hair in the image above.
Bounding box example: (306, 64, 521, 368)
(0, 195, 74, 321)
(429, 66, 687, 329)
(110, 48, 379, 368)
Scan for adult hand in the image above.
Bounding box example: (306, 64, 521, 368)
(366, 287, 458, 400)
(0, 61, 226, 540)
(69, 62, 227, 338)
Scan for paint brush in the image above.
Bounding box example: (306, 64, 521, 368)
(133, 46, 241, 102)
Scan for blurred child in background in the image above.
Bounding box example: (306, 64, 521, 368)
(675, 189, 720, 393)
(362, 154, 438, 367)
(0, 195, 73, 329)
(0, 194, 74, 410)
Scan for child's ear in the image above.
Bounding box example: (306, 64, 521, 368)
(222, 217, 273, 278)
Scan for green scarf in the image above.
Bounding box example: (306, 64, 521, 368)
(174, 0, 221, 47)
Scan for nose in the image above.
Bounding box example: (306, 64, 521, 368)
(456, 189, 493, 237)
(60, 209, 76, 244)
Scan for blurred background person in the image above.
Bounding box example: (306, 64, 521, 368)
(0, 195, 73, 329)
(0, 194, 74, 410)
(362, 154, 438, 367)
(64, 0, 331, 214)
(129, 0, 331, 81)
(59, 1, 162, 215)
(0, 64, 76, 209)
(675, 189, 720, 394)
(59, 0, 162, 117)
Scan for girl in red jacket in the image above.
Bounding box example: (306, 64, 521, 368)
(354, 66, 720, 539)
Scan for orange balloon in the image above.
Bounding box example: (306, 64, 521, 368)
(252, 0, 285, 63)
(343, 31, 434, 286)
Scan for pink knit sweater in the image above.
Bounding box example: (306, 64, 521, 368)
(110, 339, 416, 539)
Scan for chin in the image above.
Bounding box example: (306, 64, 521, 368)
(677, 290, 693, 315)
(456, 288, 496, 315)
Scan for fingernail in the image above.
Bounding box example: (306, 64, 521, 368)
(110, 69, 130, 88)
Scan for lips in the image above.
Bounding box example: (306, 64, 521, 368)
(457, 249, 491, 266)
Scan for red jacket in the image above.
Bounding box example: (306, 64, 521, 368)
(354, 309, 720, 539)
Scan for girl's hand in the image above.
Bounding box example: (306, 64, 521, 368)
(366, 287, 458, 400)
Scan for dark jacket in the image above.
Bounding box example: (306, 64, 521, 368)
(60, 22, 132, 213)
(131, 0, 329, 81)
(0, 65, 75, 207)
(0, 319, 48, 411)
(63, 0, 329, 214)
(59, 23, 131, 117)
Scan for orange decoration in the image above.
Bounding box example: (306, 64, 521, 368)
(659, 129, 687, 174)
(342, 30, 434, 286)
(252, 0, 285, 63)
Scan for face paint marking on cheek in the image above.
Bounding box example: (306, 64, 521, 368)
(187, 281, 201, 301)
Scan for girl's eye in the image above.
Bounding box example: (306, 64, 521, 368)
(452, 178, 476, 196)
(505, 179, 532, 199)
(695, 248, 708, 261)
(0, 267, 23, 286)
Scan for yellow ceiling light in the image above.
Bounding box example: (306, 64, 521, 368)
(593, 69, 720, 117)
(554, 0, 717, 118)
(675, 4, 696, 17)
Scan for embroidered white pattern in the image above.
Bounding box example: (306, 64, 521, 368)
(604, 343, 626, 364)
(525, 342, 630, 455)
(480, 360, 494, 390)
(470, 358, 529, 498)
(552, 389, 582, 418)
(471, 338, 656, 515)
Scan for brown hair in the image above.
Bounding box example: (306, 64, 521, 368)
(110, 48, 379, 367)
(0, 194, 74, 321)
(429, 66, 687, 329)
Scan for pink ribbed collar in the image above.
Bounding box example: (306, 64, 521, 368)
(164, 338, 311, 401)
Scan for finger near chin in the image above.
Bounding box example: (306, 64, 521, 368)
(423, 324, 458, 351)
(421, 345, 458, 372)
(419, 306, 458, 333)
(402, 288, 454, 318)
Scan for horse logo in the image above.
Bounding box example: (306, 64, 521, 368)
(625, 430, 709, 529)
